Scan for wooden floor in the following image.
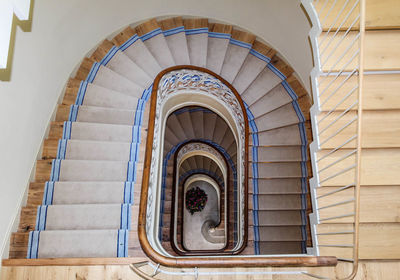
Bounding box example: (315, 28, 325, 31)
(1, 260, 399, 279)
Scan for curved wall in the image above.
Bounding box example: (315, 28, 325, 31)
(0, 0, 312, 259)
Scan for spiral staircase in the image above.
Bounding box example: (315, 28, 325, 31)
(8, 17, 313, 260)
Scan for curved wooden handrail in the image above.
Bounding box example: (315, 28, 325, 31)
(137, 65, 337, 267)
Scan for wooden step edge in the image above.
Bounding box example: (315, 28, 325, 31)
(90, 40, 115, 62)
(26, 183, 46, 206)
(231, 29, 256, 45)
(209, 22, 233, 34)
(112, 26, 136, 47)
(18, 207, 37, 233)
(252, 40, 276, 59)
(75, 57, 96, 81)
(55, 104, 71, 122)
(183, 18, 208, 29)
(158, 16, 184, 31)
(270, 55, 294, 79)
(135, 18, 160, 37)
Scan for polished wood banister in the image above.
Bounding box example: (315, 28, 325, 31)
(137, 65, 337, 268)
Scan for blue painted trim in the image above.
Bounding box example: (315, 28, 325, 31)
(123, 181, 134, 204)
(178, 169, 224, 187)
(163, 26, 185, 37)
(68, 105, 79, 122)
(85, 62, 101, 83)
(100, 46, 119, 66)
(249, 49, 271, 63)
(50, 159, 61, 181)
(126, 161, 136, 182)
(35, 206, 48, 231)
(292, 101, 306, 122)
(62, 121, 72, 139)
(140, 28, 162, 41)
(208, 32, 231, 39)
(75, 81, 88, 106)
(281, 80, 298, 101)
(185, 27, 208, 35)
(173, 106, 213, 115)
(57, 139, 68, 160)
(229, 38, 252, 49)
(120, 204, 131, 230)
(267, 63, 286, 80)
(119, 34, 140, 52)
(27, 231, 40, 259)
(117, 230, 128, 257)
(42, 181, 55, 205)
(131, 125, 141, 143)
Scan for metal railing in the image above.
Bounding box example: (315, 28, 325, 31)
(306, 0, 365, 279)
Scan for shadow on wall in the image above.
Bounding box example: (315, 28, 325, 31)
(0, 0, 34, 82)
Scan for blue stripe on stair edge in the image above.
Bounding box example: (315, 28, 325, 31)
(140, 28, 163, 42)
(208, 32, 231, 39)
(267, 63, 286, 81)
(120, 204, 132, 230)
(185, 27, 208, 35)
(249, 49, 271, 64)
(85, 62, 101, 83)
(57, 139, 68, 160)
(75, 81, 88, 106)
(42, 181, 55, 205)
(100, 46, 119, 66)
(50, 159, 61, 181)
(117, 229, 129, 257)
(124, 182, 134, 204)
(62, 121, 72, 139)
(27, 231, 40, 259)
(119, 35, 140, 52)
(229, 38, 252, 49)
(126, 161, 136, 182)
(163, 26, 185, 37)
(68, 105, 79, 122)
(35, 205, 48, 231)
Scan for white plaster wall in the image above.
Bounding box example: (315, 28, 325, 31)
(0, 0, 312, 259)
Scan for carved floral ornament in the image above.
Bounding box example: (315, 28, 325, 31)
(147, 69, 246, 247)
(176, 142, 227, 171)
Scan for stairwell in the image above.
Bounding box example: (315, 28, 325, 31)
(8, 16, 313, 259)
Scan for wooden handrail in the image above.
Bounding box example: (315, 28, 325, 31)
(137, 65, 337, 268)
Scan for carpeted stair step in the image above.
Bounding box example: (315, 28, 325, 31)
(232, 41, 276, 94)
(136, 19, 175, 68)
(255, 124, 308, 146)
(258, 226, 304, 241)
(257, 194, 303, 210)
(75, 58, 144, 98)
(256, 210, 303, 226)
(70, 105, 136, 125)
(51, 159, 142, 182)
(253, 178, 305, 194)
(57, 139, 144, 161)
(65, 82, 140, 110)
(254, 103, 304, 131)
(26, 229, 129, 258)
(159, 17, 191, 65)
(90, 40, 152, 88)
(240, 67, 284, 106)
(184, 18, 209, 67)
(34, 204, 131, 231)
(112, 26, 162, 78)
(250, 162, 305, 178)
(206, 23, 232, 74)
(251, 146, 305, 162)
(258, 241, 303, 254)
(61, 121, 142, 143)
(220, 30, 256, 83)
(41, 181, 137, 205)
(249, 83, 299, 117)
